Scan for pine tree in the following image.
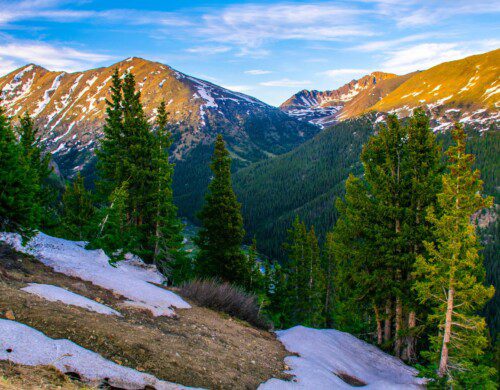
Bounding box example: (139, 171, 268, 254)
(0, 107, 38, 237)
(413, 124, 495, 386)
(60, 173, 95, 240)
(281, 217, 325, 327)
(16, 111, 54, 229)
(322, 231, 336, 328)
(332, 110, 442, 354)
(90, 181, 136, 262)
(96, 68, 124, 199)
(195, 134, 249, 286)
(150, 101, 189, 284)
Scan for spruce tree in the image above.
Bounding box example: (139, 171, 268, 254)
(60, 173, 95, 240)
(0, 107, 38, 237)
(90, 181, 135, 261)
(282, 217, 325, 327)
(413, 124, 495, 386)
(195, 134, 248, 286)
(16, 111, 54, 229)
(332, 110, 442, 354)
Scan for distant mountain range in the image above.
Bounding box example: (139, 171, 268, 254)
(280, 49, 499, 131)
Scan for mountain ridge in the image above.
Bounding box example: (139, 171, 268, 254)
(280, 49, 500, 131)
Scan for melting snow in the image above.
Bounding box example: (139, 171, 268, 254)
(0, 232, 190, 317)
(0, 320, 188, 389)
(21, 283, 122, 316)
(259, 326, 425, 389)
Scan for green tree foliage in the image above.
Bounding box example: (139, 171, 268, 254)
(90, 181, 135, 262)
(95, 69, 184, 266)
(195, 134, 250, 287)
(0, 108, 52, 237)
(60, 173, 95, 240)
(272, 217, 325, 328)
(413, 124, 495, 386)
(332, 110, 442, 359)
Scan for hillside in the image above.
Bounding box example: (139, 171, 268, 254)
(0, 232, 424, 389)
(280, 49, 500, 131)
(279, 72, 397, 127)
(0, 57, 318, 219)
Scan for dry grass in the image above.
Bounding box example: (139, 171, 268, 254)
(179, 279, 270, 330)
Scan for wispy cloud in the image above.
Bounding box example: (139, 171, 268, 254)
(185, 46, 231, 55)
(221, 84, 254, 92)
(0, 40, 113, 73)
(260, 78, 311, 87)
(320, 68, 371, 77)
(380, 40, 500, 74)
(198, 3, 374, 49)
(245, 69, 272, 75)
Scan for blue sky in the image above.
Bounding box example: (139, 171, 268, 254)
(0, 0, 498, 106)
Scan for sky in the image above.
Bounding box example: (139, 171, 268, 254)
(0, 0, 498, 106)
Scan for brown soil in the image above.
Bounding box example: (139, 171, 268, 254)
(0, 243, 290, 389)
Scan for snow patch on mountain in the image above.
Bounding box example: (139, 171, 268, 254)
(21, 283, 122, 316)
(0, 232, 190, 317)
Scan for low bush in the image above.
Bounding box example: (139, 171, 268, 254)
(179, 279, 270, 329)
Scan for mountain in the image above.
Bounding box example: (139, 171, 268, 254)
(279, 72, 400, 127)
(0, 57, 318, 218)
(281, 49, 500, 131)
(368, 49, 500, 131)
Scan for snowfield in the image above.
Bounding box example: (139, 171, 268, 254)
(0, 319, 189, 389)
(259, 326, 425, 389)
(0, 232, 190, 317)
(21, 283, 122, 316)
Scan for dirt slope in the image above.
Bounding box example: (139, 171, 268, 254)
(0, 243, 289, 389)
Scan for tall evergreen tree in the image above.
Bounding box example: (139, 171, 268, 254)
(195, 134, 249, 286)
(60, 173, 95, 240)
(16, 111, 54, 228)
(332, 110, 442, 355)
(280, 217, 326, 328)
(413, 124, 495, 386)
(96, 70, 183, 264)
(0, 107, 38, 237)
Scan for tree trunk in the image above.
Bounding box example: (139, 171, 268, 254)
(384, 300, 392, 343)
(374, 306, 383, 345)
(394, 297, 403, 357)
(438, 287, 454, 377)
(404, 311, 417, 362)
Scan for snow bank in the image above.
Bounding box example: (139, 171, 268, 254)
(259, 326, 425, 389)
(0, 319, 189, 389)
(0, 232, 190, 317)
(21, 283, 122, 316)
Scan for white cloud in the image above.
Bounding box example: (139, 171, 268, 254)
(221, 85, 254, 92)
(245, 69, 272, 75)
(0, 41, 113, 73)
(379, 41, 499, 74)
(185, 46, 231, 55)
(320, 68, 371, 77)
(352, 33, 439, 52)
(198, 3, 373, 48)
(260, 78, 311, 88)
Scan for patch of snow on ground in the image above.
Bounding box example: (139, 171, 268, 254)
(0, 319, 189, 389)
(21, 283, 122, 316)
(259, 326, 425, 390)
(0, 232, 190, 317)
